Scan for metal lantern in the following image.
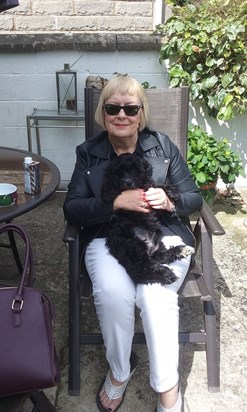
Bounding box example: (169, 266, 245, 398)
(56, 63, 77, 114)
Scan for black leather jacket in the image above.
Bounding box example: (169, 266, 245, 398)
(63, 128, 203, 247)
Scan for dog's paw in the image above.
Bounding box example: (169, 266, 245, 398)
(180, 245, 195, 258)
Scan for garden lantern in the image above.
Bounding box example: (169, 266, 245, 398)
(56, 64, 77, 114)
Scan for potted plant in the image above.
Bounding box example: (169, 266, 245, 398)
(187, 125, 245, 189)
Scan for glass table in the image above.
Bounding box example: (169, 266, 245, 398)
(0, 146, 60, 271)
(26, 108, 85, 155)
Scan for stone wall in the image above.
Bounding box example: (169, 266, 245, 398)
(0, 0, 163, 52)
(0, 0, 155, 33)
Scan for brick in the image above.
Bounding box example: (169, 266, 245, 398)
(96, 15, 153, 31)
(32, 0, 73, 16)
(134, 16, 153, 30)
(74, 1, 114, 16)
(96, 16, 136, 31)
(15, 16, 56, 31)
(57, 16, 97, 31)
(0, 16, 14, 30)
(115, 1, 152, 16)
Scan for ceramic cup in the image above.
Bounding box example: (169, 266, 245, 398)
(0, 183, 17, 207)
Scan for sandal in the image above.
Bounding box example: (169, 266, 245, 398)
(96, 351, 139, 412)
(155, 390, 182, 412)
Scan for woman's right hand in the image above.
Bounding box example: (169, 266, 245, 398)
(113, 189, 150, 213)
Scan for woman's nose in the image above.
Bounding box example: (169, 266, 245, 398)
(117, 108, 126, 116)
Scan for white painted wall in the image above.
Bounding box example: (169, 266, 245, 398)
(0, 50, 169, 189)
(0, 50, 246, 189)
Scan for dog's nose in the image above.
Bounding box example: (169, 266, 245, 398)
(124, 178, 134, 188)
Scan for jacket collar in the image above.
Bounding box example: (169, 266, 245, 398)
(88, 128, 160, 159)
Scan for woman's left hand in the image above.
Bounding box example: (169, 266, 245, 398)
(144, 187, 175, 211)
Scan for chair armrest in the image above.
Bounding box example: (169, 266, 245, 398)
(199, 200, 225, 236)
(63, 223, 81, 243)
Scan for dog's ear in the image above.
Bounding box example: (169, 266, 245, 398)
(101, 162, 123, 201)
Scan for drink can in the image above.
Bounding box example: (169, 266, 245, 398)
(24, 158, 41, 195)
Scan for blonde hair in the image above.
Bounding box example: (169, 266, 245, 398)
(95, 75, 149, 131)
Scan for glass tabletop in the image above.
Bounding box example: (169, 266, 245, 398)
(29, 109, 84, 120)
(0, 147, 60, 223)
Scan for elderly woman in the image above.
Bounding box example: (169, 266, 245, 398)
(63, 75, 203, 412)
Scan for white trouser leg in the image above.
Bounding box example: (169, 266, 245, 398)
(85, 236, 191, 391)
(136, 236, 191, 393)
(85, 238, 136, 382)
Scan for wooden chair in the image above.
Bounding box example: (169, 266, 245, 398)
(63, 86, 225, 396)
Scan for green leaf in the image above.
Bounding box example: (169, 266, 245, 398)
(201, 76, 218, 90)
(217, 105, 233, 120)
(196, 172, 208, 184)
(174, 21, 185, 33)
(170, 78, 181, 87)
(240, 74, 247, 88)
(206, 58, 217, 67)
(221, 73, 234, 88)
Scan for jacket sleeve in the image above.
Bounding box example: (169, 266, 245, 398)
(63, 144, 113, 227)
(156, 132, 203, 216)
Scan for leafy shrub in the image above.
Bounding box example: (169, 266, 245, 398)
(156, 0, 247, 120)
(187, 125, 245, 186)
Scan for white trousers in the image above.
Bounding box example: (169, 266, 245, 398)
(84, 235, 191, 393)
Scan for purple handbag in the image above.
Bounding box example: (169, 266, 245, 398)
(0, 223, 60, 396)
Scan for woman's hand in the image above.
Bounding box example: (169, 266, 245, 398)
(144, 187, 175, 211)
(113, 189, 150, 213)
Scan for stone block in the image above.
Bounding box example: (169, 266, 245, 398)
(15, 16, 56, 31)
(32, 0, 73, 16)
(115, 1, 152, 16)
(74, 1, 114, 16)
(134, 16, 153, 31)
(57, 16, 97, 31)
(0, 16, 14, 30)
(96, 16, 136, 31)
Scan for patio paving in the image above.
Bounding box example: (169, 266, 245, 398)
(1, 188, 247, 412)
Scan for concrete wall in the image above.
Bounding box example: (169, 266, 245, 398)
(0, 0, 246, 188)
(0, 49, 169, 189)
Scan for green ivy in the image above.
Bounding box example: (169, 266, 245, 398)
(156, 0, 247, 120)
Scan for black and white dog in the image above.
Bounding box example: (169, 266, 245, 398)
(101, 153, 193, 285)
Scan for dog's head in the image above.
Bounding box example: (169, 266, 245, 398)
(101, 153, 154, 201)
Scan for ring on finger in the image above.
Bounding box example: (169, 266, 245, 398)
(141, 201, 148, 208)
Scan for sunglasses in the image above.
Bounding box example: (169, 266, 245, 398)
(103, 104, 142, 116)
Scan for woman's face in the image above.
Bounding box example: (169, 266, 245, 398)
(104, 92, 142, 142)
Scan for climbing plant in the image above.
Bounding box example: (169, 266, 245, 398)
(156, 0, 247, 120)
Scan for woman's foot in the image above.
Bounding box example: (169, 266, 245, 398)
(96, 351, 139, 412)
(98, 371, 126, 411)
(156, 384, 182, 412)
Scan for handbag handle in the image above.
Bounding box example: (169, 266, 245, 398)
(0, 223, 33, 312)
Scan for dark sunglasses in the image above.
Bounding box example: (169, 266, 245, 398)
(103, 104, 142, 116)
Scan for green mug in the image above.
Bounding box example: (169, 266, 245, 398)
(0, 184, 17, 207)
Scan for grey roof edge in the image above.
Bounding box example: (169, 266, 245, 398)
(0, 32, 163, 53)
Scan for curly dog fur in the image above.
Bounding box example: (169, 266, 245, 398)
(101, 153, 193, 285)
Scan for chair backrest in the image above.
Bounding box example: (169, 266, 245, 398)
(84, 86, 189, 160)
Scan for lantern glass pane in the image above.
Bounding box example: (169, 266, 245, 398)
(56, 69, 77, 114)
